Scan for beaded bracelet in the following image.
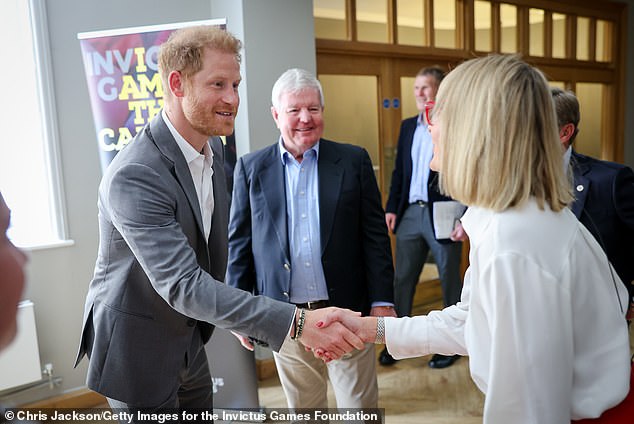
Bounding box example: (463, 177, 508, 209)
(375, 317, 385, 344)
(292, 308, 306, 341)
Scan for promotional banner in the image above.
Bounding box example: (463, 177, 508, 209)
(77, 20, 256, 412)
(77, 19, 227, 171)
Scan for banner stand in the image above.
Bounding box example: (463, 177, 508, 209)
(78, 19, 260, 412)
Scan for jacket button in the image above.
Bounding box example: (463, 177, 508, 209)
(283, 263, 291, 271)
(187, 319, 196, 327)
(283, 292, 289, 298)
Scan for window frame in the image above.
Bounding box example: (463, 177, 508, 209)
(4, 0, 71, 249)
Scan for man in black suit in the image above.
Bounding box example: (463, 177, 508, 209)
(227, 68, 395, 409)
(381, 67, 465, 369)
(552, 87, 634, 317)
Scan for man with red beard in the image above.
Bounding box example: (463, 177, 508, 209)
(75, 27, 364, 421)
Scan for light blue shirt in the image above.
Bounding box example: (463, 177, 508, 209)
(279, 139, 329, 304)
(408, 114, 434, 203)
(563, 145, 572, 172)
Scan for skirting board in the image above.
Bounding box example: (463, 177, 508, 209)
(21, 388, 106, 409)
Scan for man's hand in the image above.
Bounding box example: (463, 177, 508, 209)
(450, 221, 468, 242)
(230, 331, 254, 351)
(314, 308, 377, 346)
(385, 213, 397, 233)
(370, 305, 397, 318)
(298, 307, 364, 361)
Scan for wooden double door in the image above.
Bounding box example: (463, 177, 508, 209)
(317, 54, 459, 203)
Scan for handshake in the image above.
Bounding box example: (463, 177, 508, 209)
(233, 306, 396, 362)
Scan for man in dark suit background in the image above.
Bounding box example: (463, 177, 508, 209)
(74, 28, 363, 419)
(552, 87, 634, 318)
(381, 67, 465, 369)
(227, 68, 395, 410)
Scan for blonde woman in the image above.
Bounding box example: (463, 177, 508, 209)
(320, 55, 632, 423)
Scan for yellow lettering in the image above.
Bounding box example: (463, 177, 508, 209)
(128, 99, 164, 125)
(151, 98, 164, 119)
(134, 47, 147, 73)
(118, 73, 164, 100)
(138, 73, 163, 98)
(118, 75, 142, 100)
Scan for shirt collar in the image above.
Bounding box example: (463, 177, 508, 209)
(460, 206, 492, 246)
(417, 113, 426, 127)
(563, 145, 572, 171)
(278, 137, 320, 165)
(162, 109, 213, 165)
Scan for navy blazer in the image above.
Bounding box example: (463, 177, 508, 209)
(571, 151, 634, 301)
(385, 115, 460, 240)
(226, 139, 394, 315)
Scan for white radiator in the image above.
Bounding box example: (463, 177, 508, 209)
(0, 301, 42, 391)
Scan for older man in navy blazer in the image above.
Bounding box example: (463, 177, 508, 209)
(552, 88, 634, 316)
(227, 68, 395, 410)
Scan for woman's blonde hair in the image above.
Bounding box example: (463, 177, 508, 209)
(434, 54, 573, 212)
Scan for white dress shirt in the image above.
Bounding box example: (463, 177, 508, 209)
(162, 110, 214, 240)
(385, 198, 630, 423)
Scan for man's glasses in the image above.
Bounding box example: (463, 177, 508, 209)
(424, 101, 435, 126)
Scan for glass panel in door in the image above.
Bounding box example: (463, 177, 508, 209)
(356, 0, 389, 43)
(397, 0, 426, 46)
(318, 74, 382, 187)
(552, 13, 566, 59)
(500, 3, 517, 53)
(475, 0, 492, 52)
(434, 0, 456, 48)
(314, 0, 347, 40)
(575, 83, 603, 158)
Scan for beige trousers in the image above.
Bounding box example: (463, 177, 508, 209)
(273, 338, 378, 409)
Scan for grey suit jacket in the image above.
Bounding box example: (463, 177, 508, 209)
(75, 113, 294, 406)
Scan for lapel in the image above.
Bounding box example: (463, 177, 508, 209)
(148, 114, 206, 238)
(571, 151, 591, 219)
(402, 116, 418, 181)
(318, 140, 344, 255)
(209, 136, 227, 240)
(257, 144, 290, 260)
(207, 136, 228, 276)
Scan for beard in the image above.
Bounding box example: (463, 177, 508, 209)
(183, 93, 236, 137)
